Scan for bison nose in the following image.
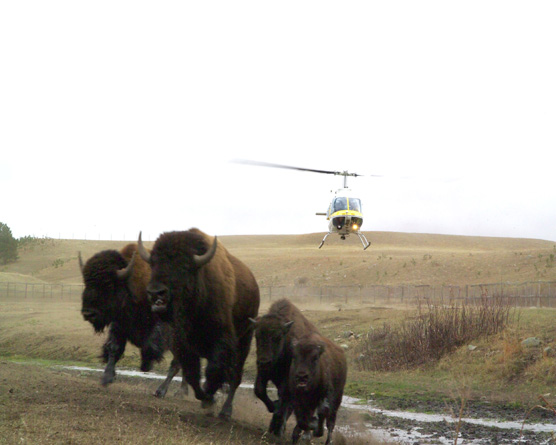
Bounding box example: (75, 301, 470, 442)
(147, 283, 169, 312)
(81, 309, 98, 321)
(295, 371, 310, 388)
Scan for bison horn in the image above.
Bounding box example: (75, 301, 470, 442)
(78, 252, 84, 276)
(116, 252, 136, 280)
(137, 231, 151, 264)
(194, 236, 218, 268)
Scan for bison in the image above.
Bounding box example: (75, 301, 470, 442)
(289, 332, 347, 445)
(249, 298, 320, 437)
(79, 244, 186, 397)
(137, 228, 260, 419)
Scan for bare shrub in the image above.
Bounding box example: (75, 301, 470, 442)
(357, 296, 514, 371)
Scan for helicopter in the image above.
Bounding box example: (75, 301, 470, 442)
(233, 160, 372, 250)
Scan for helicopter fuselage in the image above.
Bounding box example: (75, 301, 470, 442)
(317, 187, 370, 249)
(326, 189, 364, 236)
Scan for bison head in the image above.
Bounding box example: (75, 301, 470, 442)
(79, 250, 136, 332)
(137, 230, 217, 314)
(290, 337, 325, 392)
(250, 317, 293, 371)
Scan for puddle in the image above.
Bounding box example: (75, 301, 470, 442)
(63, 366, 556, 444)
(342, 395, 556, 434)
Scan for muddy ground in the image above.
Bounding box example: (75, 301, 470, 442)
(0, 361, 375, 445)
(1, 361, 554, 444)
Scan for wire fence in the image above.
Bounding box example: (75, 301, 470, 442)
(1, 281, 556, 307)
(260, 281, 556, 307)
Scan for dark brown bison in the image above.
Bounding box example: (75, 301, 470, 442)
(249, 298, 320, 437)
(137, 228, 260, 419)
(79, 244, 186, 397)
(289, 332, 347, 445)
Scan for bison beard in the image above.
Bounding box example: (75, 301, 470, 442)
(79, 245, 187, 397)
(138, 228, 260, 420)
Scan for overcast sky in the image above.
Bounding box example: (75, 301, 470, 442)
(1, 1, 555, 243)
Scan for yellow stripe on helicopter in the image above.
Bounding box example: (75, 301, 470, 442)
(327, 210, 363, 221)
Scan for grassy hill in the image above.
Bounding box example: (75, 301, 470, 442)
(2, 231, 556, 443)
(1, 231, 555, 287)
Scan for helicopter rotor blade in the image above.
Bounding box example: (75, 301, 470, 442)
(232, 159, 339, 175)
(231, 159, 373, 178)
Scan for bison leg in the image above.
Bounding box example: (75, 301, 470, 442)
(178, 370, 189, 396)
(218, 328, 254, 420)
(291, 424, 303, 444)
(324, 412, 337, 445)
(269, 399, 293, 438)
(324, 398, 341, 445)
(315, 399, 330, 438)
(101, 328, 126, 386)
(180, 352, 210, 404)
(141, 322, 166, 372)
(254, 373, 276, 413)
(204, 337, 239, 419)
(154, 358, 181, 398)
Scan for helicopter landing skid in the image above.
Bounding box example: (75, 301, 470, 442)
(318, 232, 332, 249)
(357, 232, 371, 250)
(318, 232, 371, 250)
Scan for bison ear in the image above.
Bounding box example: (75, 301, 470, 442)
(283, 320, 294, 333)
(317, 342, 326, 356)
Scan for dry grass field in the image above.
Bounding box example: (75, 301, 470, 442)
(2, 231, 556, 287)
(1, 231, 556, 443)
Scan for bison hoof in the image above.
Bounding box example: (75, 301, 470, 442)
(101, 374, 115, 386)
(218, 410, 231, 421)
(201, 397, 215, 409)
(140, 361, 153, 372)
(154, 389, 166, 398)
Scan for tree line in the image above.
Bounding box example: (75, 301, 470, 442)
(0, 222, 18, 265)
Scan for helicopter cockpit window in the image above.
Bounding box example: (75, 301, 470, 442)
(332, 197, 348, 212)
(349, 198, 362, 213)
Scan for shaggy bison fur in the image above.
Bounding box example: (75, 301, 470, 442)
(138, 228, 260, 419)
(79, 244, 186, 396)
(289, 332, 347, 444)
(250, 298, 320, 437)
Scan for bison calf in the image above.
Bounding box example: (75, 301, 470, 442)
(289, 333, 347, 445)
(250, 298, 320, 437)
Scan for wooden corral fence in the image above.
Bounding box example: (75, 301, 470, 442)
(1, 281, 556, 307)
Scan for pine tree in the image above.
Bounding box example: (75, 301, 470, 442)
(0, 222, 18, 265)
